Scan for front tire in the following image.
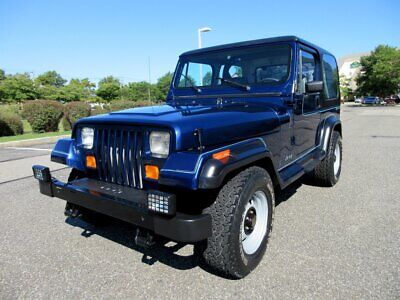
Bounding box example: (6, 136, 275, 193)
(199, 166, 275, 278)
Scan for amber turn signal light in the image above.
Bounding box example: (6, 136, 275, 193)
(145, 165, 160, 180)
(86, 155, 97, 169)
(212, 149, 231, 161)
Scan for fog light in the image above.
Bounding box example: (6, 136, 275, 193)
(147, 190, 176, 215)
(32, 165, 51, 182)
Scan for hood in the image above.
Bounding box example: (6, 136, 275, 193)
(76, 100, 282, 151)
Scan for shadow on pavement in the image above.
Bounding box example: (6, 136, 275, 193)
(64, 178, 309, 278)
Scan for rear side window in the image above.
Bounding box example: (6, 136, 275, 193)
(322, 54, 339, 99)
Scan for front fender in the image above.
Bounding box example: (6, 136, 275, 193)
(51, 138, 85, 171)
(159, 138, 271, 190)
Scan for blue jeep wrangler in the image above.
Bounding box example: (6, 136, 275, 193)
(33, 36, 342, 278)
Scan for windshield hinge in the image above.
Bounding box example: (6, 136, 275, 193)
(194, 129, 205, 152)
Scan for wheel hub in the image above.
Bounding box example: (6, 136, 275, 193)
(244, 208, 257, 234)
(241, 190, 269, 255)
(333, 142, 341, 176)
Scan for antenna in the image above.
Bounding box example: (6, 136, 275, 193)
(148, 56, 151, 102)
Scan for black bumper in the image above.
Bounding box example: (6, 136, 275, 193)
(35, 171, 211, 243)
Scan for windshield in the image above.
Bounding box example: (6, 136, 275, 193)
(174, 44, 292, 91)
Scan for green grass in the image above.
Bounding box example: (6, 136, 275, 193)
(0, 130, 71, 143)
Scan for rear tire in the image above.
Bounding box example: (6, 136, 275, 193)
(313, 131, 342, 186)
(197, 166, 275, 278)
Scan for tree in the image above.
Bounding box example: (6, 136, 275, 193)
(61, 78, 95, 102)
(155, 72, 173, 101)
(0, 73, 38, 103)
(125, 81, 153, 102)
(96, 76, 121, 102)
(37, 85, 63, 100)
(339, 75, 352, 100)
(0, 69, 5, 81)
(35, 71, 67, 87)
(356, 45, 400, 98)
(203, 71, 212, 86)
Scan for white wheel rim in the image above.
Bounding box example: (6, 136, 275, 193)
(241, 190, 269, 255)
(333, 142, 341, 176)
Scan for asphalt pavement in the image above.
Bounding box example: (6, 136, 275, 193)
(0, 104, 399, 299)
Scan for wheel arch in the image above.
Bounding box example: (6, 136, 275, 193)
(197, 138, 280, 190)
(333, 122, 342, 136)
(319, 114, 342, 154)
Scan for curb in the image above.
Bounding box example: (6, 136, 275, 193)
(0, 135, 69, 149)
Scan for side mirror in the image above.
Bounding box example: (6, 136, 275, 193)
(305, 81, 323, 93)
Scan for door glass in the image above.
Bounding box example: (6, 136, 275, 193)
(298, 50, 316, 94)
(298, 50, 319, 113)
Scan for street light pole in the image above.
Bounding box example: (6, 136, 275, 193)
(197, 27, 211, 85)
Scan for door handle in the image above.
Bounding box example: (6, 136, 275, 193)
(294, 98, 303, 112)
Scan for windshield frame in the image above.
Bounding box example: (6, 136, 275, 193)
(173, 42, 293, 93)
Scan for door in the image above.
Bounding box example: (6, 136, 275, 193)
(292, 47, 322, 157)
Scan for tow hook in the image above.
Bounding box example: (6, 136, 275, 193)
(64, 203, 81, 218)
(134, 228, 156, 248)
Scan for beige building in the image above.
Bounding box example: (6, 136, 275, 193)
(338, 52, 369, 91)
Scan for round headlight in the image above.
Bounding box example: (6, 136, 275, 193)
(81, 127, 94, 149)
(150, 131, 170, 158)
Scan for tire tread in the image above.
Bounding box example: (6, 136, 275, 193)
(202, 166, 274, 278)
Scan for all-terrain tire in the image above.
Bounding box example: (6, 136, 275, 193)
(199, 166, 275, 279)
(313, 131, 342, 186)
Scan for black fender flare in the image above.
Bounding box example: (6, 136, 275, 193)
(318, 115, 342, 154)
(198, 138, 273, 189)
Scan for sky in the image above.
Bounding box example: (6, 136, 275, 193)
(0, 0, 399, 84)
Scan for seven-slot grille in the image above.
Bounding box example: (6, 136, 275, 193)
(94, 127, 143, 189)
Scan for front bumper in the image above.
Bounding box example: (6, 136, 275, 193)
(33, 166, 211, 243)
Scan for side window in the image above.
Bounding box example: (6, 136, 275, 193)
(177, 62, 213, 87)
(297, 50, 316, 94)
(322, 54, 339, 99)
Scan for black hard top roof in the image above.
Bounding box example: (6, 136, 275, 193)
(180, 35, 334, 57)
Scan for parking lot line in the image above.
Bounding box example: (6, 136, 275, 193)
(6, 147, 52, 152)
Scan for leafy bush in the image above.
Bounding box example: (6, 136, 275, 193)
(0, 111, 23, 136)
(109, 100, 154, 112)
(134, 100, 154, 107)
(109, 100, 136, 111)
(22, 100, 63, 133)
(63, 101, 91, 130)
(91, 106, 109, 116)
(0, 104, 20, 115)
(61, 117, 71, 131)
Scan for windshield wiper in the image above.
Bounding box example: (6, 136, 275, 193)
(181, 74, 202, 93)
(217, 77, 251, 91)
